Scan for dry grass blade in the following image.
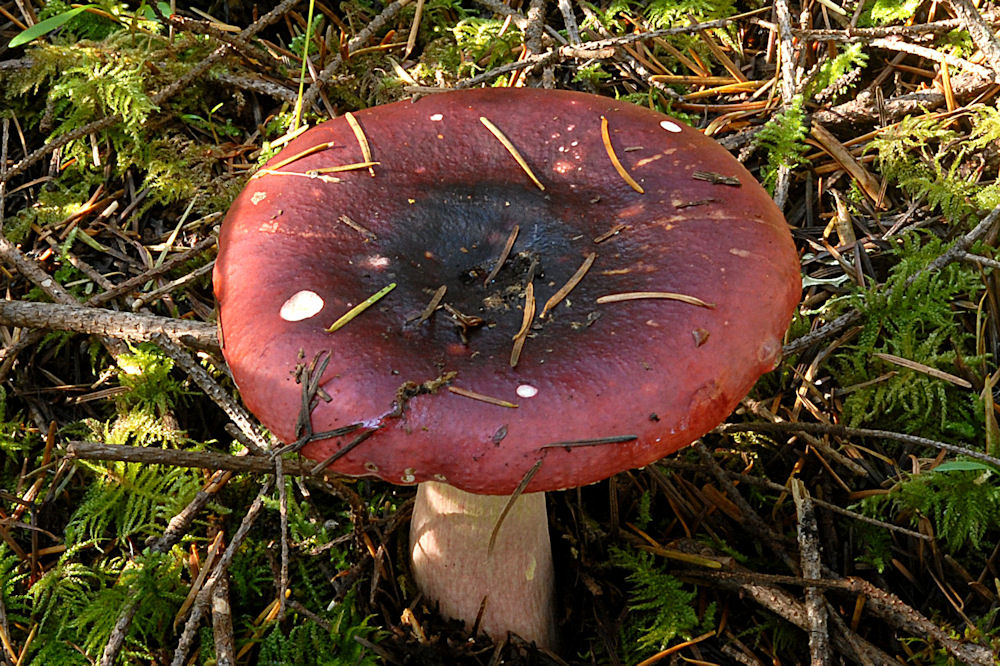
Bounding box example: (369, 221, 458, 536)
(600, 115, 644, 193)
(0, 622, 16, 665)
(310, 160, 380, 174)
(540, 434, 637, 448)
(510, 282, 536, 367)
(337, 214, 376, 239)
(593, 224, 628, 243)
(648, 74, 740, 84)
(809, 122, 883, 205)
(344, 111, 375, 176)
(874, 352, 972, 388)
(596, 291, 715, 308)
(250, 141, 337, 178)
(484, 224, 520, 286)
(404, 0, 426, 58)
(325, 282, 396, 332)
(635, 631, 716, 666)
(173, 531, 224, 630)
(447, 386, 518, 408)
(479, 116, 546, 191)
(309, 430, 376, 475)
(695, 26, 746, 82)
(692, 170, 741, 186)
(250, 171, 342, 183)
(487, 458, 544, 556)
(683, 79, 767, 99)
(541, 252, 596, 318)
(415, 285, 447, 324)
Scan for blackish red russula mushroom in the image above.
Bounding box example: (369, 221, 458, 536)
(214, 88, 800, 648)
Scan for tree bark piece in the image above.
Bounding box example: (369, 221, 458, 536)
(812, 73, 995, 130)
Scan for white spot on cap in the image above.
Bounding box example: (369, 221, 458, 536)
(279, 290, 324, 322)
(366, 255, 390, 269)
(430, 113, 443, 121)
(364, 462, 379, 473)
(516, 384, 538, 399)
(401, 468, 416, 483)
(660, 120, 683, 133)
(251, 191, 267, 205)
(729, 248, 751, 257)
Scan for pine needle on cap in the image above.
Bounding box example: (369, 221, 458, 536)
(480, 116, 545, 191)
(600, 116, 644, 193)
(597, 291, 714, 308)
(541, 252, 596, 318)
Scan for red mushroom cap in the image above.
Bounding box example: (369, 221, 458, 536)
(214, 88, 800, 494)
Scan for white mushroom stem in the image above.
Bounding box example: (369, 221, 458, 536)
(409, 481, 556, 648)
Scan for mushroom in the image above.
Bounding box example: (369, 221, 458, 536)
(213, 89, 800, 648)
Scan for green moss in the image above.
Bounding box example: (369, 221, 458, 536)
(868, 105, 1000, 226)
(831, 235, 986, 440)
(752, 96, 809, 193)
(859, 465, 1000, 552)
(808, 42, 868, 98)
(859, 0, 925, 26)
(115, 343, 190, 416)
(611, 546, 715, 661)
(642, 0, 739, 28)
(257, 590, 382, 665)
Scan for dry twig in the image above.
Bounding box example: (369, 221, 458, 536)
(170, 478, 274, 666)
(0, 300, 218, 350)
(792, 480, 830, 666)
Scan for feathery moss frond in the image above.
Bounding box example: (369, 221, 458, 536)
(859, 466, 1000, 552)
(752, 96, 809, 193)
(869, 107, 1000, 225)
(832, 234, 986, 440)
(65, 457, 201, 544)
(610, 546, 714, 658)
